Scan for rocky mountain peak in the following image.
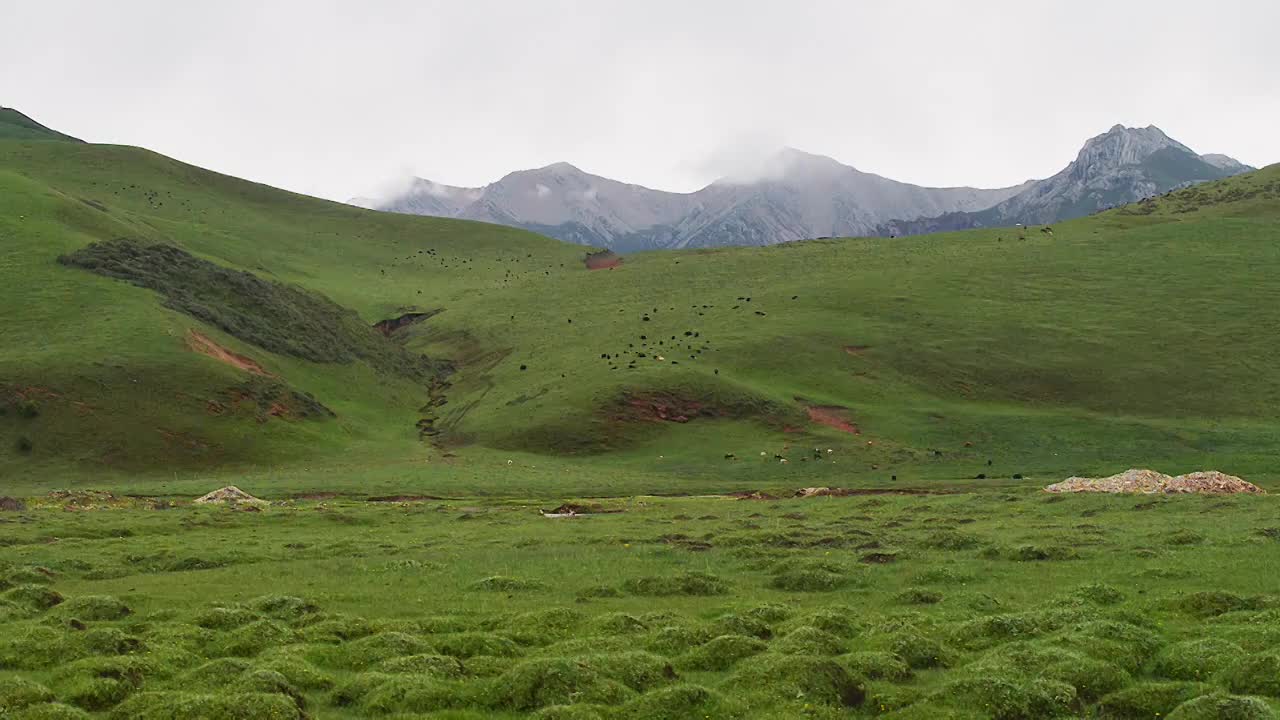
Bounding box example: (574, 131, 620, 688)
(1079, 124, 1189, 161)
(877, 124, 1253, 237)
(1066, 124, 1194, 184)
(711, 147, 854, 187)
(536, 161, 585, 176)
(1200, 153, 1254, 173)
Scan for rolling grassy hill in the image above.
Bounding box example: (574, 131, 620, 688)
(0, 134, 587, 493)
(0, 107, 83, 142)
(414, 165, 1280, 490)
(2, 115, 1279, 497)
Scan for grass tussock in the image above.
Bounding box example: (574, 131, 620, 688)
(0, 492, 1276, 718)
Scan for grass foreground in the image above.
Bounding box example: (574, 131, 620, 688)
(2, 490, 1280, 719)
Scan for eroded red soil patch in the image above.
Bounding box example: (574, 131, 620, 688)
(585, 250, 623, 270)
(618, 393, 721, 424)
(806, 406, 860, 434)
(187, 330, 271, 376)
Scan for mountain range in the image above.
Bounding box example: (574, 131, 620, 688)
(355, 125, 1252, 250)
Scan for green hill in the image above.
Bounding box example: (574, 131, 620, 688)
(0, 107, 83, 142)
(2, 111, 1279, 496)
(415, 165, 1280, 489)
(0, 132, 587, 492)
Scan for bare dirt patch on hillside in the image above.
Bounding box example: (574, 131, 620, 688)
(806, 405, 860, 434)
(187, 330, 271, 376)
(621, 393, 712, 424)
(209, 378, 334, 423)
(584, 250, 622, 270)
(611, 391, 766, 425)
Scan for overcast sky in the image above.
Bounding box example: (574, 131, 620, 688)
(4, 0, 1277, 202)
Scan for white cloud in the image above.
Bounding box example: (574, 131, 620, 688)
(424, 181, 455, 198)
(2, 0, 1275, 200)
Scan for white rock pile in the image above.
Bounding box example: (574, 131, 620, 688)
(194, 486, 267, 505)
(1044, 469, 1263, 495)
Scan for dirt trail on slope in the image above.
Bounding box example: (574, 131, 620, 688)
(186, 330, 271, 376)
(793, 487, 949, 497)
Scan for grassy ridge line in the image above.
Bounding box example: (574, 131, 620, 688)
(0, 141, 589, 316)
(0, 107, 84, 142)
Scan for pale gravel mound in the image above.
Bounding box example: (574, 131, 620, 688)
(194, 486, 266, 505)
(1165, 471, 1265, 494)
(1045, 468, 1172, 493)
(1044, 469, 1263, 495)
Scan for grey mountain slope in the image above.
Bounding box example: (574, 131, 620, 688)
(669, 149, 1033, 249)
(351, 178, 480, 214)
(457, 162, 696, 234)
(360, 147, 1030, 251)
(1201, 153, 1253, 174)
(877, 125, 1254, 237)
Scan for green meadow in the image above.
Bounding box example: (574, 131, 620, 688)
(3, 492, 1280, 718)
(3, 112, 1280, 717)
